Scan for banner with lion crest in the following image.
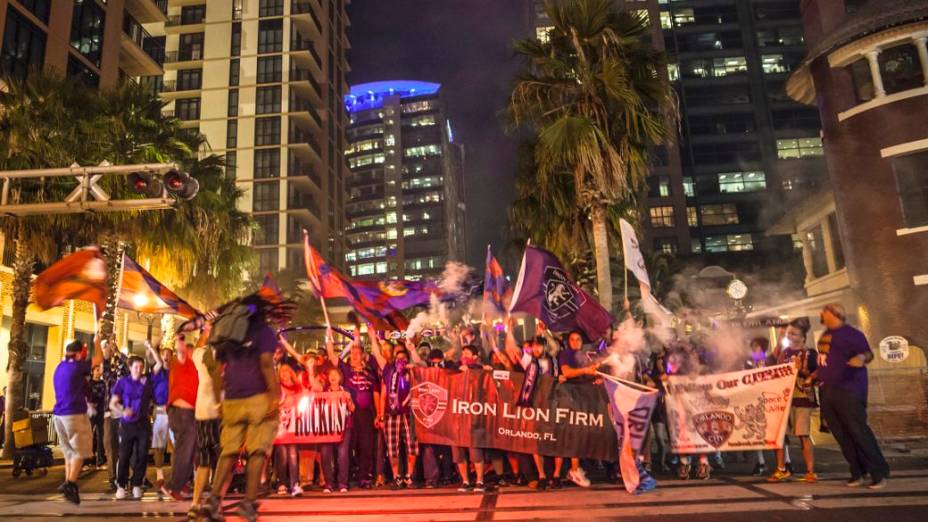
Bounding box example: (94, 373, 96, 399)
(664, 363, 798, 453)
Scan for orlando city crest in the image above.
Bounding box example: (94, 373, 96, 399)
(692, 411, 735, 448)
(410, 381, 448, 429)
(379, 281, 410, 297)
(543, 266, 586, 319)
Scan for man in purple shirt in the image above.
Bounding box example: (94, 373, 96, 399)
(202, 312, 280, 522)
(816, 303, 889, 489)
(109, 355, 154, 500)
(53, 339, 102, 505)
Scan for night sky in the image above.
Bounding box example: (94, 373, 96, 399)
(346, 0, 529, 269)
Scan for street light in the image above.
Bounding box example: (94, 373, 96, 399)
(133, 293, 157, 342)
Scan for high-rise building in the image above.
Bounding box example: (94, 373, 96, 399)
(529, 0, 825, 273)
(157, 0, 350, 273)
(343, 80, 466, 280)
(0, 0, 166, 88)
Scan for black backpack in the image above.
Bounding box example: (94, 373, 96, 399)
(208, 302, 256, 359)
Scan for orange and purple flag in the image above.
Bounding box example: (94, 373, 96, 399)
(117, 254, 199, 318)
(33, 247, 107, 311)
(483, 245, 510, 312)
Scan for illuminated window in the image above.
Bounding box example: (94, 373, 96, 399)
(649, 206, 675, 228)
(345, 138, 382, 155)
(700, 204, 739, 225)
(403, 227, 415, 237)
(761, 54, 788, 74)
(357, 263, 376, 276)
(686, 207, 698, 226)
(386, 228, 398, 240)
(404, 144, 441, 158)
(654, 238, 677, 254)
(405, 115, 436, 127)
(672, 8, 694, 26)
(386, 212, 397, 224)
(718, 171, 766, 193)
(776, 138, 823, 159)
(348, 153, 385, 169)
(705, 234, 754, 253)
(536, 25, 554, 43)
(401, 100, 435, 113)
(633, 10, 649, 24)
(660, 11, 672, 29)
(667, 63, 679, 81)
(683, 177, 695, 197)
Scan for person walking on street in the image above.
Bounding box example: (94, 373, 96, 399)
(52, 338, 103, 505)
(109, 355, 155, 500)
(146, 341, 171, 496)
(166, 332, 199, 500)
(817, 303, 890, 489)
(189, 325, 221, 519)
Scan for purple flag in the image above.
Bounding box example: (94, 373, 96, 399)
(508, 245, 614, 341)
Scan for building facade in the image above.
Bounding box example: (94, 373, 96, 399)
(157, 0, 349, 273)
(343, 81, 466, 280)
(0, 0, 165, 87)
(530, 0, 825, 275)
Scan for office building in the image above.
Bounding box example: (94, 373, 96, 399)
(343, 80, 466, 280)
(530, 0, 826, 274)
(158, 0, 350, 273)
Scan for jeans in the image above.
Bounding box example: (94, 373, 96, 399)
(422, 444, 452, 484)
(275, 444, 300, 489)
(105, 416, 121, 481)
(167, 406, 196, 491)
(820, 386, 890, 481)
(91, 414, 106, 466)
(322, 428, 352, 489)
(117, 421, 151, 488)
(350, 408, 375, 484)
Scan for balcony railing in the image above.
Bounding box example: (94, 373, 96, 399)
(292, 0, 322, 31)
(290, 165, 322, 188)
(164, 49, 203, 63)
(166, 13, 205, 27)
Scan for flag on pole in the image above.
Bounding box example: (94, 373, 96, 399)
(482, 245, 509, 312)
(601, 374, 659, 494)
(619, 218, 651, 289)
(118, 255, 199, 318)
(508, 245, 613, 341)
(33, 247, 107, 311)
(303, 235, 413, 331)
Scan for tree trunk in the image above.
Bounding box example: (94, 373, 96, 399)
(99, 236, 125, 342)
(2, 223, 35, 458)
(590, 205, 613, 313)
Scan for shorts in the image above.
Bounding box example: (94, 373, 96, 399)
(385, 413, 418, 459)
(452, 446, 485, 465)
(788, 406, 813, 437)
(54, 414, 93, 461)
(196, 418, 221, 469)
(220, 393, 278, 458)
(151, 410, 170, 449)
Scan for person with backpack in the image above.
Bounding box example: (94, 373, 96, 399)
(200, 293, 293, 522)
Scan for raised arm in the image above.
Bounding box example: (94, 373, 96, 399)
(146, 341, 164, 374)
(325, 327, 340, 367)
(504, 317, 523, 366)
(368, 326, 388, 369)
(406, 338, 425, 367)
(484, 323, 513, 371)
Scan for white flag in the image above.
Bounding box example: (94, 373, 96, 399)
(619, 218, 651, 289)
(601, 374, 659, 493)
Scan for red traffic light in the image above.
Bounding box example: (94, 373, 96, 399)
(128, 173, 163, 198)
(163, 169, 199, 200)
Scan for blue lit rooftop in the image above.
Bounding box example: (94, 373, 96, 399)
(345, 80, 441, 113)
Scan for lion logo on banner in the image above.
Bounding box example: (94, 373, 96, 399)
(692, 411, 735, 448)
(410, 381, 448, 429)
(543, 266, 586, 319)
(735, 397, 768, 440)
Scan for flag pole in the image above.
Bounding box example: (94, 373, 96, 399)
(304, 229, 332, 328)
(621, 228, 630, 313)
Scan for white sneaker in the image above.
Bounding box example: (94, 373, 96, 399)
(568, 468, 591, 488)
(339, 487, 348, 493)
(132, 486, 143, 499)
(115, 487, 128, 500)
(291, 484, 303, 497)
(323, 487, 333, 493)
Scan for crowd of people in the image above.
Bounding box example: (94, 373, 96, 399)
(49, 299, 889, 521)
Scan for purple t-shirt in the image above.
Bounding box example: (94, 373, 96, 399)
(151, 369, 169, 406)
(223, 322, 277, 400)
(111, 375, 153, 424)
(53, 359, 91, 416)
(382, 362, 412, 416)
(339, 359, 380, 411)
(817, 325, 871, 397)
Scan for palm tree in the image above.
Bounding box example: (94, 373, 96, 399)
(0, 73, 100, 456)
(507, 0, 678, 312)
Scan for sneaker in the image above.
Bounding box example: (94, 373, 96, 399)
(200, 493, 226, 522)
(115, 487, 128, 500)
(323, 487, 333, 493)
(132, 486, 143, 499)
(537, 478, 548, 490)
(169, 488, 187, 502)
(339, 487, 348, 493)
(277, 485, 288, 496)
(567, 468, 591, 488)
(474, 482, 486, 493)
(159, 484, 172, 499)
(549, 477, 563, 489)
(187, 504, 200, 520)
(425, 481, 437, 489)
(868, 478, 888, 490)
(785, 462, 793, 474)
(57, 482, 68, 494)
(291, 484, 303, 497)
(236, 499, 258, 522)
(497, 477, 510, 487)
(404, 475, 414, 488)
(359, 480, 372, 489)
(752, 463, 766, 476)
(63, 482, 81, 506)
(391, 478, 405, 490)
(803, 472, 818, 483)
(678, 463, 691, 480)
(696, 463, 711, 480)
(767, 468, 792, 482)
(526, 479, 539, 490)
(458, 482, 473, 492)
(847, 477, 865, 488)
(638, 473, 658, 493)
(143, 478, 154, 490)
(514, 474, 528, 486)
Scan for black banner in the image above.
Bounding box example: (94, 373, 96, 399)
(410, 367, 618, 461)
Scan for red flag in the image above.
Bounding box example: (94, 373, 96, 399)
(118, 255, 199, 318)
(33, 247, 107, 311)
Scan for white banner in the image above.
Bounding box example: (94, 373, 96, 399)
(664, 364, 797, 453)
(619, 218, 651, 289)
(601, 374, 659, 493)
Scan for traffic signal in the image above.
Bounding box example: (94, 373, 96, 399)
(128, 172, 163, 198)
(162, 169, 200, 200)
